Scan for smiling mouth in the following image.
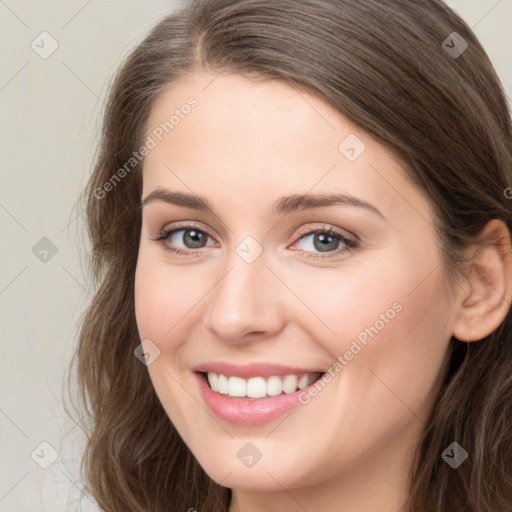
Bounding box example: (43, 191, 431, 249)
(199, 371, 324, 400)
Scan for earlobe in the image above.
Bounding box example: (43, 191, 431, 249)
(452, 219, 512, 343)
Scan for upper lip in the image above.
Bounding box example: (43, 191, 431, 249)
(192, 362, 325, 378)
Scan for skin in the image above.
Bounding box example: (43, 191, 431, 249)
(134, 71, 512, 512)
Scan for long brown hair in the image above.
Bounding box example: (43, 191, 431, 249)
(68, 1, 512, 510)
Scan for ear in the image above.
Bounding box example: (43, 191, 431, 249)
(452, 219, 512, 342)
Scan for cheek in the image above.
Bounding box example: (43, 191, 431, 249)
(133, 254, 206, 435)
(303, 248, 453, 410)
(292, 258, 410, 354)
(311, 236, 452, 359)
(134, 252, 202, 345)
(134, 266, 167, 342)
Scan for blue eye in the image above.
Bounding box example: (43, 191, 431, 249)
(292, 227, 358, 259)
(154, 226, 215, 255)
(169, 228, 209, 249)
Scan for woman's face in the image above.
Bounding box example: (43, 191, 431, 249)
(134, 72, 459, 493)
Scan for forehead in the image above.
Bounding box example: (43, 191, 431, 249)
(145, 72, 341, 160)
(141, 72, 431, 224)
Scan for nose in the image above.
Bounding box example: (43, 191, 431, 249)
(203, 246, 285, 344)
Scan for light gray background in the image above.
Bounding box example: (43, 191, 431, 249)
(1, 1, 511, 510)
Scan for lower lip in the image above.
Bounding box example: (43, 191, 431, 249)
(195, 373, 316, 426)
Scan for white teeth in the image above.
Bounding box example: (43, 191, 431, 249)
(217, 374, 229, 394)
(246, 377, 267, 398)
(282, 374, 298, 394)
(206, 372, 321, 398)
(228, 376, 246, 397)
(266, 376, 283, 396)
(297, 374, 310, 390)
(209, 372, 219, 392)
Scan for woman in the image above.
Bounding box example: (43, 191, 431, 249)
(70, 0, 512, 510)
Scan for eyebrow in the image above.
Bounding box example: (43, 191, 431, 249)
(141, 188, 385, 219)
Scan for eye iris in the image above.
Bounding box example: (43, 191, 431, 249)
(184, 229, 206, 248)
(314, 232, 339, 252)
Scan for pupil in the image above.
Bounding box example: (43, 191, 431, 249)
(184, 229, 205, 248)
(314, 233, 338, 252)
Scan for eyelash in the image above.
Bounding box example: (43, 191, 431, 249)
(151, 222, 359, 260)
